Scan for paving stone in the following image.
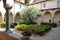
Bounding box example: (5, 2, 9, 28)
(0, 26, 60, 40)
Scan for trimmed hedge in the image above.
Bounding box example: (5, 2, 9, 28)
(0, 22, 6, 28)
(41, 23, 57, 27)
(34, 25, 51, 36)
(15, 24, 27, 31)
(19, 20, 27, 24)
(19, 20, 37, 25)
(15, 25, 22, 30)
(10, 23, 15, 28)
(22, 31, 31, 36)
(0, 22, 15, 28)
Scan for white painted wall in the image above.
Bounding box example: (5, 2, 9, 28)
(29, 0, 34, 4)
(57, 0, 60, 7)
(29, 3, 41, 10)
(7, 0, 25, 15)
(0, 0, 59, 16)
(0, 0, 25, 16)
(40, 0, 57, 10)
(29, 0, 58, 10)
(0, 0, 6, 15)
(11, 2, 25, 15)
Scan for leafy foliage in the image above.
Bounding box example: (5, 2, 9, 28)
(22, 6, 40, 24)
(22, 31, 31, 36)
(41, 22, 57, 27)
(19, 20, 27, 24)
(15, 25, 22, 30)
(15, 24, 51, 36)
(0, 22, 6, 28)
(10, 22, 15, 28)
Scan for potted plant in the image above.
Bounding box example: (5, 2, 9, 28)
(21, 31, 31, 40)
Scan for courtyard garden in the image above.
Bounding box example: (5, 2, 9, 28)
(0, 6, 57, 40)
(15, 6, 57, 37)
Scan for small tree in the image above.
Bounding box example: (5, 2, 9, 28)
(22, 6, 40, 23)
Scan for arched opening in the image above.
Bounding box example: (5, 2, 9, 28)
(15, 12, 21, 23)
(4, 12, 13, 22)
(44, 11, 52, 23)
(0, 12, 2, 22)
(54, 10, 60, 25)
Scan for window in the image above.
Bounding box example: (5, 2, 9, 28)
(49, 20, 51, 23)
(43, 3, 46, 8)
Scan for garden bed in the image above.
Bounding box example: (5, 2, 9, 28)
(15, 24, 51, 36)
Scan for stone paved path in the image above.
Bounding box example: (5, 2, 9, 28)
(30, 26, 60, 40)
(0, 26, 60, 40)
(0, 32, 17, 40)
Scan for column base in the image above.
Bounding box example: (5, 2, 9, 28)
(5, 29, 12, 33)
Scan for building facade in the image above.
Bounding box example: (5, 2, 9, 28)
(28, 0, 60, 25)
(0, 0, 60, 25)
(0, 0, 25, 23)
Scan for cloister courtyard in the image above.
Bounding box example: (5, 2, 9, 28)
(0, 0, 60, 40)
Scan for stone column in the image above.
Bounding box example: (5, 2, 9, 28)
(5, 4, 13, 33)
(51, 10, 55, 23)
(52, 13, 54, 23)
(13, 15, 15, 23)
(41, 11, 44, 23)
(2, 15, 4, 22)
(5, 7, 12, 33)
(3, 0, 12, 33)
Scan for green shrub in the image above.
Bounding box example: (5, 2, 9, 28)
(23, 25, 29, 31)
(22, 24, 38, 32)
(15, 24, 51, 36)
(22, 6, 40, 25)
(1, 22, 6, 28)
(41, 23, 48, 25)
(34, 25, 51, 35)
(41, 22, 57, 27)
(22, 31, 31, 36)
(0, 22, 15, 28)
(19, 20, 27, 24)
(10, 23, 15, 28)
(0, 22, 1, 27)
(26, 21, 37, 25)
(15, 25, 22, 30)
(19, 20, 37, 25)
(15, 24, 28, 31)
(49, 23, 57, 27)
(20, 24, 28, 31)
